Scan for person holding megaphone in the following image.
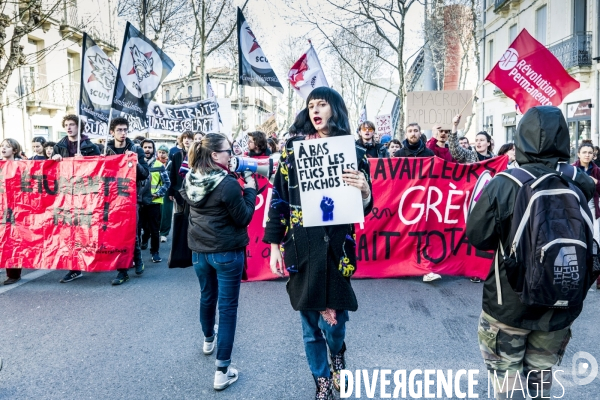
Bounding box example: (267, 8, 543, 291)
(180, 133, 257, 391)
(264, 87, 373, 400)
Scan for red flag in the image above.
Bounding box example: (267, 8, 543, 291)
(288, 44, 329, 99)
(485, 29, 580, 114)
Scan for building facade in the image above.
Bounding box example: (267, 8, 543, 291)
(161, 67, 286, 137)
(478, 0, 600, 160)
(0, 0, 118, 155)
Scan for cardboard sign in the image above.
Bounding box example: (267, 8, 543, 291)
(292, 135, 364, 227)
(406, 90, 472, 130)
(258, 115, 278, 134)
(375, 114, 392, 137)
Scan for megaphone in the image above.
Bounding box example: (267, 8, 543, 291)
(230, 156, 279, 183)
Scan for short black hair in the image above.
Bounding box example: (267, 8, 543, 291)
(299, 87, 351, 137)
(43, 141, 56, 149)
(32, 136, 46, 144)
(110, 117, 129, 132)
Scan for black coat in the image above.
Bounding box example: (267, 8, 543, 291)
(263, 136, 373, 312)
(393, 139, 435, 158)
(180, 174, 257, 253)
(168, 150, 185, 204)
(356, 139, 389, 158)
(105, 138, 149, 183)
(466, 106, 595, 331)
(52, 136, 100, 158)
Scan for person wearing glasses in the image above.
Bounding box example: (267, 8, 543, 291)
(105, 117, 150, 285)
(426, 124, 456, 162)
(180, 133, 257, 391)
(356, 121, 389, 158)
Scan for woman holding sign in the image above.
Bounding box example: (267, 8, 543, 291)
(264, 87, 373, 400)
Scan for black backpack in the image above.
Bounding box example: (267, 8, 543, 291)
(498, 167, 597, 309)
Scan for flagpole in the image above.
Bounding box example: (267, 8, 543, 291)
(77, 113, 82, 155)
(103, 111, 112, 156)
(459, 81, 484, 116)
(308, 39, 329, 87)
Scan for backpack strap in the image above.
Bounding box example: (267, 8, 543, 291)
(557, 162, 577, 180)
(496, 167, 536, 187)
(495, 243, 505, 305)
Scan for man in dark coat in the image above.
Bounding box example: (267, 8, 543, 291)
(105, 117, 150, 285)
(393, 123, 435, 158)
(52, 114, 100, 283)
(466, 106, 595, 399)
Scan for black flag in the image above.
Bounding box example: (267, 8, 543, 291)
(79, 33, 117, 137)
(112, 22, 175, 120)
(237, 8, 283, 93)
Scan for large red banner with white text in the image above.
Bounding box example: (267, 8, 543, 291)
(245, 156, 507, 281)
(0, 155, 137, 272)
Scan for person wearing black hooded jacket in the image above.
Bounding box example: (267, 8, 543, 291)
(105, 117, 150, 285)
(466, 107, 595, 399)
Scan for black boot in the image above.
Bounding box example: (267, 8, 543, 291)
(330, 342, 347, 392)
(314, 376, 333, 400)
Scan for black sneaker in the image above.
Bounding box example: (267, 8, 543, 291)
(3, 277, 21, 285)
(60, 270, 82, 283)
(151, 253, 162, 263)
(111, 271, 129, 285)
(470, 277, 482, 283)
(140, 241, 148, 250)
(135, 262, 145, 275)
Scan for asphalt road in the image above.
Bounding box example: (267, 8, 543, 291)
(1, 239, 599, 399)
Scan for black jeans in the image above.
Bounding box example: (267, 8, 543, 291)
(139, 203, 162, 254)
(118, 204, 142, 272)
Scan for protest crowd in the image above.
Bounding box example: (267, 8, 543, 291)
(2, 9, 600, 400)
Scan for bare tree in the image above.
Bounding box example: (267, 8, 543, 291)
(327, 26, 387, 132)
(117, 0, 188, 49)
(277, 36, 307, 130)
(187, 0, 249, 99)
(292, 0, 418, 134)
(0, 0, 65, 101)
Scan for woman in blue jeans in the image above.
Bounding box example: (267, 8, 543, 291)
(180, 133, 257, 391)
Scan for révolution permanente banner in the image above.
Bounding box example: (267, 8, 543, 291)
(244, 156, 507, 281)
(0, 155, 137, 272)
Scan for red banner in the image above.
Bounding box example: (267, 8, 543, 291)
(485, 28, 580, 114)
(0, 155, 137, 272)
(245, 156, 507, 281)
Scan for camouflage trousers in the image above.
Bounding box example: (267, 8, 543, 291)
(477, 311, 572, 399)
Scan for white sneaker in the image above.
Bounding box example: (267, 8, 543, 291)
(203, 325, 218, 355)
(423, 272, 442, 282)
(214, 367, 238, 390)
(160, 236, 167, 243)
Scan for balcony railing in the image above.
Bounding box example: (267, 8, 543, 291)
(548, 32, 593, 70)
(494, 0, 511, 11)
(255, 98, 271, 111)
(22, 71, 79, 107)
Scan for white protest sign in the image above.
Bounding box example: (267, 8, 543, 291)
(293, 135, 364, 227)
(406, 90, 472, 130)
(375, 114, 392, 137)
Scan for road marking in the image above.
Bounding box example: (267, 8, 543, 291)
(0, 270, 52, 295)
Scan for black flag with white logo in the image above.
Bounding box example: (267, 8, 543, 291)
(237, 8, 283, 93)
(111, 22, 175, 120)
(79, 33, 117, 137)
